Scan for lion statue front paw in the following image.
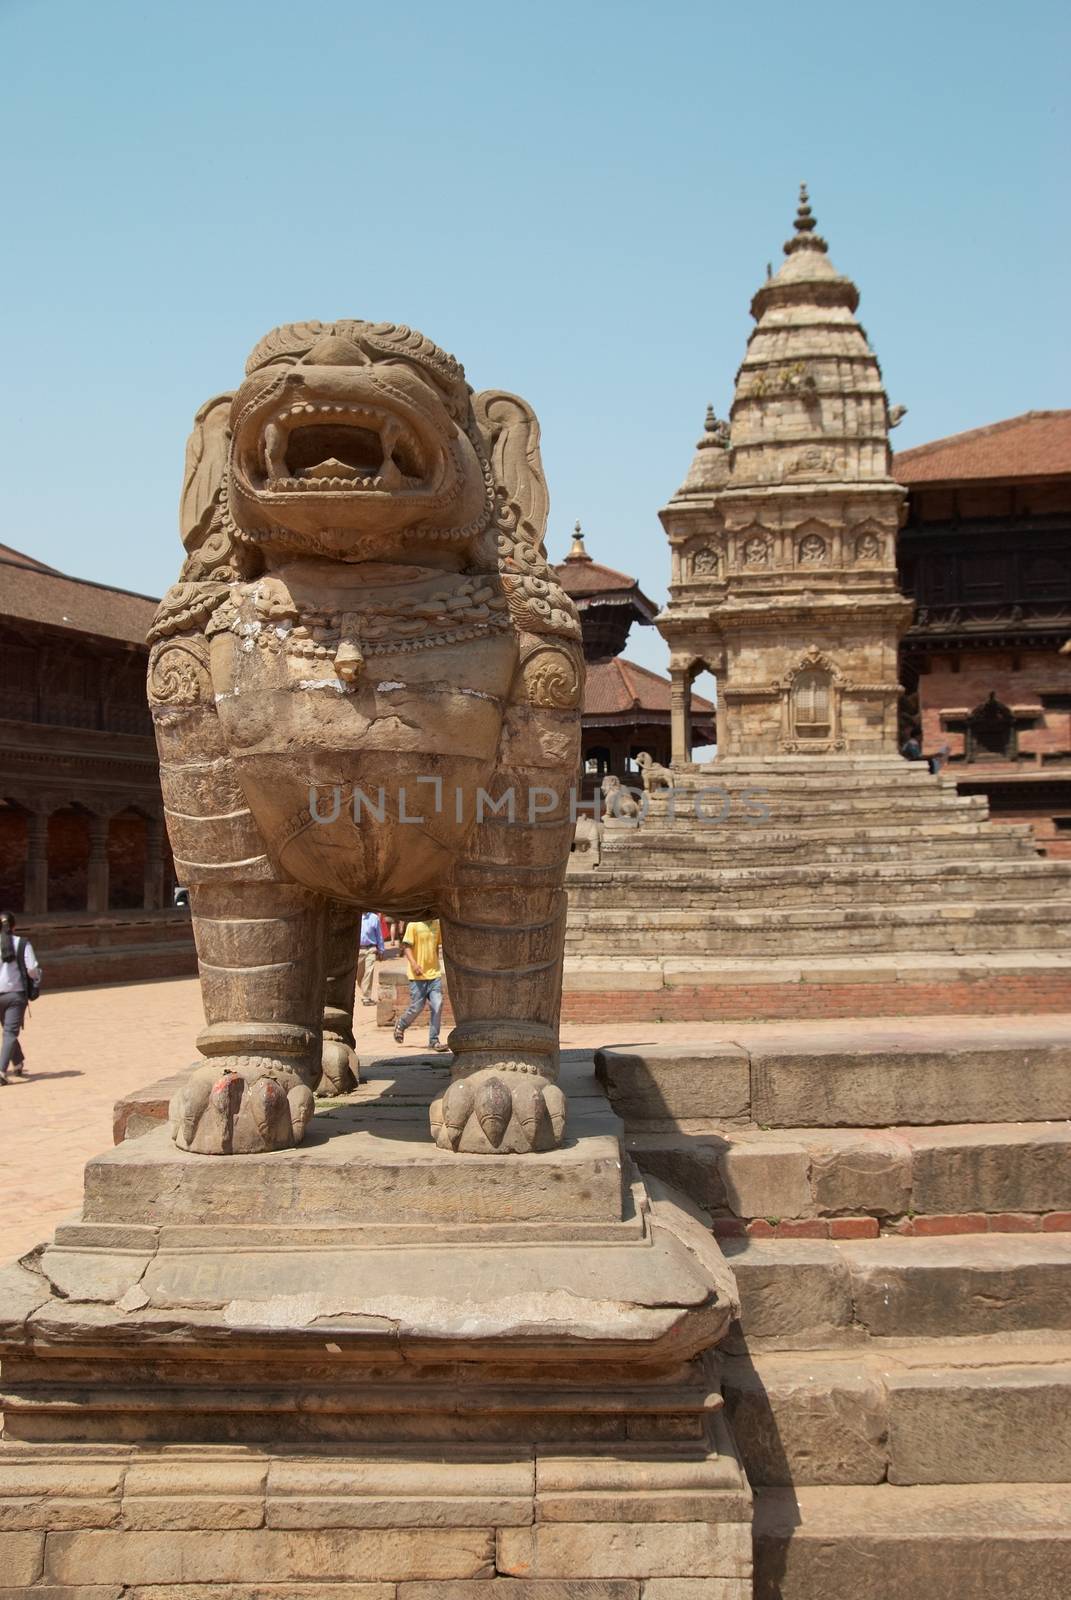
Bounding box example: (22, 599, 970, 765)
(170, 1059, 315, 1155)
(317, 1037, 360, 1097)
(430, 1065, 566, 1155)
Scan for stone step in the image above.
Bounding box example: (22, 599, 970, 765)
(569, 860, 1070, 907)
(721, 1232, 1071, 1343)
(753, 1481, 1071, 1599)
(572, 881, 1064, 911)
(637, 789, 985, 814)
(630, 796, 990, 824)
(572, 899, 1071, 928)
(722, 1338, 1071, 1486)
(566, 898, 1071, 955)
(685, 761, 941, 787)
(595, 1026, 1071, 1130)
(598, 816, 1038, 849)
(626, 1121, 1071, 1223)
(597, 832, 1038, 864)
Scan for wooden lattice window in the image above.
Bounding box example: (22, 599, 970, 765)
(791, 668, 832, 738)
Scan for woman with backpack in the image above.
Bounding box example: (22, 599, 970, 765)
(0, 912, 42, 1084)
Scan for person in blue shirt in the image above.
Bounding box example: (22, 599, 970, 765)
(357, 910, 385, 1006)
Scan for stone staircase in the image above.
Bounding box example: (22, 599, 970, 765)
(567, 758, 1071, 961)
(595, 1024, 1071, 1597)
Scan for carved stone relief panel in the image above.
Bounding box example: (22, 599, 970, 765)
(798, 533, 828, 567)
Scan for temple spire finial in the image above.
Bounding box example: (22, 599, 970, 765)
(784, 182, 828, 257)
(567, 520, 591, 561)
(698, 405, 730, 450)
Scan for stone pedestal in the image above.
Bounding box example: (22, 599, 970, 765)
(0, 1056, 750, 1593)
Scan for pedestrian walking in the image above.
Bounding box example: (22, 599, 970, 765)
(0, 912, 42, 1085)
(357, 910, 385, 1006)
(393, 916, 450, 1053)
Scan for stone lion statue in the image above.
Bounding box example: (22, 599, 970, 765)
(149, 320, 583, 1157)
(636, 751, 674, 793)
(601, 774, 641, 821)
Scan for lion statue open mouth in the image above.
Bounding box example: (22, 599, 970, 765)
(148, 319, 583, 1159)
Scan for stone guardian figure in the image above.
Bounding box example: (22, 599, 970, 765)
(148, 320, 582, 1157)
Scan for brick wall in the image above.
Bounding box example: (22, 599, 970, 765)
(919, 647, 1071, 761)
(378, 967, 1071, 1027)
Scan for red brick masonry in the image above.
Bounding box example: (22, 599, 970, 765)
(379, 968, 1071, 1026)
(712, 1212, 1071, 1241)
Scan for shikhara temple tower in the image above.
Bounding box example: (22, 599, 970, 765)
(659, 186, 913, 760)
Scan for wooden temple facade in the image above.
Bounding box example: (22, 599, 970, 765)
(895, 411, 1071, 853)
(552, 524, 715, 789)
(0, 545, 193, 981)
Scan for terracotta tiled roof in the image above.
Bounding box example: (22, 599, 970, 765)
(585, 656, 715, 722)
(893, 411, 1071, 485)
(0, 552, 158, 647)
(554, 557, 658, 620)
(0, 543, 61, 573)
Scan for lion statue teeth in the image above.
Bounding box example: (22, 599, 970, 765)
(149, 320, 583, 1157)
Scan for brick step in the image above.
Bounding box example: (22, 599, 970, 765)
(723, 1338, 1071, 1486)
(595, 1029, 1071, 1130)
(625, 1121, 1071, 1223)
(721, 1232, 1071, 1343)
(753, 1481, 1071, 1599)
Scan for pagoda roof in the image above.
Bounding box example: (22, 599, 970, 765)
(553, 524, 658, 622)
(0, 545, 158, 647)
(893, 411, 1071, 486)
(584, 655, 715, 727)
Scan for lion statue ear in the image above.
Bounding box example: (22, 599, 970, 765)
(180, 393, 233, 551)
(471, 390, 550, 553)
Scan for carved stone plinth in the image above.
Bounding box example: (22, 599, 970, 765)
(0, 1057, 750, 1591)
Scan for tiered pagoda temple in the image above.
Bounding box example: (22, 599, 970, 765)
(552, 522, 715, 784)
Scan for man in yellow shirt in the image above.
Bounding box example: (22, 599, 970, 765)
(393, 916, 450, 1053)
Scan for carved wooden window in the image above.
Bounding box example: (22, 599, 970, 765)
(0, 644, 37, 722)
(966, 694, 1015, 761)
(791, 668, 832, 738)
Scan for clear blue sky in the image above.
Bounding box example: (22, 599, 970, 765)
(2, 0, 1067, 674)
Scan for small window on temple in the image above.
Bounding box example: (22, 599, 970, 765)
(791, 668, 832, 738)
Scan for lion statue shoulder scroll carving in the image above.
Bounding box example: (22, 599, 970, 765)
(149, 319, 583, 1157)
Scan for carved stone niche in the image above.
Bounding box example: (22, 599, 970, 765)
(853, 527, 883, 563)
(775, 647, 841, 749)
(689, 542, 722, 579)
(781, 444, 841, 481)
(741, 531, 772, 568)
(797, 532, 828, 567)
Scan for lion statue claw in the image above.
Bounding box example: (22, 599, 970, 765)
(171, 1061, 315, 1156)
